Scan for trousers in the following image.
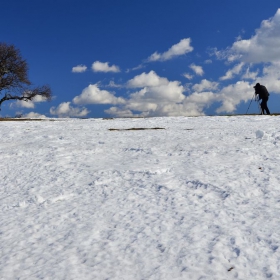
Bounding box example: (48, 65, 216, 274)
(260, 98, 270, 115)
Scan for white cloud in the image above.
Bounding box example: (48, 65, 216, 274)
(189, 64, 204, 76)
(242, 67, 259, 80)
(182, 91, 218, 115)
(15, 100, 35, 109)
(205, 59, 212, 64)
(72, 65, 87, 73)
(130, 82, 185, 103)
(104, 107, 134, 118)
(192, 79, 219, 92)
(30, 95, 49, 103)
(127, 71, 185, 103)
(92, 61, 120, 73)
(106, 71, 188, 117)
(105, 70, 258, 117)
(220, 62, 244, 80)
(105, 81, 123, 88)
(126, 64, 146, 73)
(148, 52, 161, 62)
(23, 112, 47, 119)
(127, 71, 169, 88)
(73, 84, 125, 105)
(216, 81, 253, 113)
(50, 102, 90, 118)
(180, 81, 253, 116)
(147, 38, 194, 62)
(219, 9, 280, 63)
(14, 94, 49, 109)
(186, 91, 217, 105)
(183, 73, 193, 80)
(251, 62, 280, 93)
(107, 72, 255, 117)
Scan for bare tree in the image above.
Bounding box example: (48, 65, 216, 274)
(0, 42, 52, 110)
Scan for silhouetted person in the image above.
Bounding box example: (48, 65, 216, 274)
(254, 83, 270, 115)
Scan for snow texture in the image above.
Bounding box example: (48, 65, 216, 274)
(1, 116, 280, 279)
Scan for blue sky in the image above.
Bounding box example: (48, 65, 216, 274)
(1, 0, 280, 118)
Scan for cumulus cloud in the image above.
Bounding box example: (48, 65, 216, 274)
(180, 81, 253, 116)
(72, 65, 87, 73)
(220, 62, 245, 80)
(186, 91, 217, 104)
(130, 82, 185, 103)
(23, 112, 47, 119)
(106, 71, 188, 117)
(106, 71, 251, 117)
(50, 102, 90, 118)
(192, 79, 219, 92)
(127, 71, 169, 88)
(14, 94, 49, 109)
(181, 91, 218, 115)
(127, 71, 185, 102)
(216, 81, 253, 113)
(15, 100, 35, 109)
(104, 107, 134, 118)
(73, 84, 125, 105)
(147, 38, 194, 62)
(92, 61, 120, 73)
(33, 95, 49, 102)
(105, 69, 257, 117)
(218, 9, 280, 63)
(189, 64, 204, 76)
(251, 62, 280, 93)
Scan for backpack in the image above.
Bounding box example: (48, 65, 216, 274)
(260, 85, 269, 98)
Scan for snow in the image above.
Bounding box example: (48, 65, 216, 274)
(1, 116, 280, 279)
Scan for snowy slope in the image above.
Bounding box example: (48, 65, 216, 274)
(1, 116, 280, 280)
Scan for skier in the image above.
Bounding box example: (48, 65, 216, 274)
(254, 83, 270, 115)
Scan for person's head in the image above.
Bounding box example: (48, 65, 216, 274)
(254, 83, 261, 89)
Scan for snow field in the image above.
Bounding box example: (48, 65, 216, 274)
(1, 116, 280, 279)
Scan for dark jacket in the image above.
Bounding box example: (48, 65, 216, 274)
(255, 85, 269, 100)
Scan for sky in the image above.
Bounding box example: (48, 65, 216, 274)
(1, 0, 280, 118)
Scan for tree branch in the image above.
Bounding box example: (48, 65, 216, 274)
(0, 42, 51, 110)
(0, 85, 52, 110)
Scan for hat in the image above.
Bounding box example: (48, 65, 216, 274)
(254, 83, 260, 88)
